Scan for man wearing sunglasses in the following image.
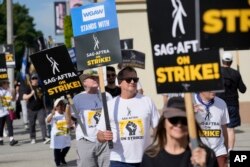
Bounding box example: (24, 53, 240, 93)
(117, 63, 144, 95)
(194, 91, 229, 167)
(23, 73, 48, 144)
(97, 66, 160, 167)
(105, 66, 121, 97)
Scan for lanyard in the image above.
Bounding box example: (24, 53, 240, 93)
(196, 94, 214, 120)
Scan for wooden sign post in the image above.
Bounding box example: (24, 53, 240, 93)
(25, 74, 37, 100)
(184, 93, 198, 149)
(98, 67, 113, 148)
(66, 94, 87, 136)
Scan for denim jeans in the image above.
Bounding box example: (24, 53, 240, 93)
(110, 161, 140, 167)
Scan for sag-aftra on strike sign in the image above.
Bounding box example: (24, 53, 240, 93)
(200, 0, 250, 49)
(147, 0, 223, 93)
(71, 0, 122, 70)
(154, 49, 223, 93)
(30, 45, 83, 99)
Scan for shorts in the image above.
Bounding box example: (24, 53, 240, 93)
(227, 106, 241, 128)
(217, 154, 228, 167)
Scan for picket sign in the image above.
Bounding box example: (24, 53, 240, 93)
(70, 0, 123, 149)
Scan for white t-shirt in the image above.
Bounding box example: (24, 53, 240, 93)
(97, 93, 160, 163)
(194, 95, 229, 156)
(72, 91, 112, 142)
(0, 88, 12, 117)
(48, 112, 71, 149)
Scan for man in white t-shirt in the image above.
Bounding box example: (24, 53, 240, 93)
(68, 69, 112, 167)
(97, 66, 159, 167)
(194, 91, 229, 167)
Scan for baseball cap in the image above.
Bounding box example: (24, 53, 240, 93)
(79, 69, 99, 81)
(53, 97, 65, 108)
(162, 97, 186, 118)
(31, 73, 38, 79)
(222, 52, 233, 62)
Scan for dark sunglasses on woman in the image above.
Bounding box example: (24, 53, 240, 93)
(168, 117, 187, 126)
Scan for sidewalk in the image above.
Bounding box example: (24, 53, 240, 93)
(234, 124, 250, 151)
(0, 119, 250, 167)
(0, 118, 77, 167)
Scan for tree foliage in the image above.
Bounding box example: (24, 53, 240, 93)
(64, 15, 73, 49)
(0, 1, 42, 70)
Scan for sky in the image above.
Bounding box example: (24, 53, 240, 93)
(12, 0, 94, 43)
(11, 0, 97, 44)
(13, 0, 66, 43)
(13, 0, 64, 43)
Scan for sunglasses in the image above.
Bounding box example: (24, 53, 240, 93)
(107, 74, 116, 78)
(31, 77, 38, 80)
(168, 117, 187, 126)
(123, 77, 139, 84)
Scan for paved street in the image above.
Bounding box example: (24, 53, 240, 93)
(0, 118, 250, 167)
(0, 119, 77, 167)
(233, 124, 250, 151)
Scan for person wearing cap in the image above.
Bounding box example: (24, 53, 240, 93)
(141, 97, 218, 167)
(46, 97, 70, 167)
(0, 80, 18, 146)
(67, 68, 112, 167)
(194, 92, 229, 167)
(216, 52, 246, 153)
(97, 66, 159, 167)
(23, 73, 49, 144)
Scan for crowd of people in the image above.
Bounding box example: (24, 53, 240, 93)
(0, 52, 247, 167)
